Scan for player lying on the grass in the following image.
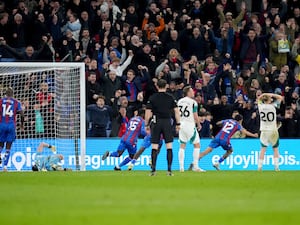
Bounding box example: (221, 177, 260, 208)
(127, 133, 163, 170)
(257, 93, 283, 171)
(32, 142, 70, 171)
(102, 109, 149, 170)
(190, 114, 258, 171)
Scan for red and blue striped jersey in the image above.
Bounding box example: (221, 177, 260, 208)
(126, 81, 137, 102)
(215, 119, 242, 142)
(121, 116, 147, 145)
(0, 97, 22, 126)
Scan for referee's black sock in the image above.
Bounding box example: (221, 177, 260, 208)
(167, 149, 173, 172)
(151, 149, 158, 172)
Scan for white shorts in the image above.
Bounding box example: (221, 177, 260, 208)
(260, 130, 279, 147)
(179, 123, 200, 145)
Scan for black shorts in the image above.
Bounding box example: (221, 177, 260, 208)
(151, 118, 173, 144)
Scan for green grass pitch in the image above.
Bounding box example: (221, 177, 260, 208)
(1, 171, 300, 225)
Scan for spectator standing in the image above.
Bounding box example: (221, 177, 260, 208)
(30, 12, 49, 49)
(87, 95, 112, 137)
(61, 12, 81, 41)
(86, 72, 103, 106)
(142, 13, 165, 41)
(8, 13, 28, 52)
(240, 28, 263, 70)
(107, 49, 133, 77)
(269, 31, 291, 69)
(100, 70, 124, 106)
(187, 27, 207, 61)
(134, 43, 157, 77)
(48, 14, 63, 48)
(0, 12, 9, 41)
(80, 28, 96, 59)
(123, 3, 139, 28)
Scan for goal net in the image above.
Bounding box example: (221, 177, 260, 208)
(0, 62, 86, 171)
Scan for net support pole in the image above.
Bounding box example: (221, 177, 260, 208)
(79, 63, 86, 171)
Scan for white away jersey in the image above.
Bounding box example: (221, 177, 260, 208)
(177, 97, 198, 124)
(258, 103, 278, 131)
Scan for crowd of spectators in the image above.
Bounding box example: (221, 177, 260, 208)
(0, 0, 300, 138)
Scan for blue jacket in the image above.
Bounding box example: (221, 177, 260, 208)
(210, 28, 234, 55)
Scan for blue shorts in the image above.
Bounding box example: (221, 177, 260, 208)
(141, 135, 163, 149)
(117, 140, 137, 155)
(0, 123, 16, 143)
(208, 138, 232, 151)
(141, 135, 152, 149)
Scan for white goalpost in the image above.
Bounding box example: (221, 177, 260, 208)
(0, 62, 86, 171)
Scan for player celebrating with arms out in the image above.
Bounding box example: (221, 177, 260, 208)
(177, 86, 204, 172)
(0, 87, 24, 171)
(196, 114, 258, 170)
(257, 93, 283, 171)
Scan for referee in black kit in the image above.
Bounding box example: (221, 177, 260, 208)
(145, 79, 181, 176)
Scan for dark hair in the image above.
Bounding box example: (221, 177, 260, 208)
(157, 79, 167, 88)
(88, 71, 96, 76)
(81, 27, 89, 33)
(71, 12, 78, 19)
(248, 27, 256, 32)
(0, 12, 8, 20)
(128, 3, 135, 8)
(198, 111, 206, 117)
(234, 114, 243, 121)
(32, 165, 39, 171)
(138, 108, 145, 116)
(127, 69, 135, 75)
(123, 22, 130, 28)
(110, 36, 119, 43)
(96, 95, 106, 101)
(142, 42, 151, 48)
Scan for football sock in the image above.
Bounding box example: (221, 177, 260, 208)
(258, 159, 263, 169)
(119, 156, 132, 168)
(3, 150, 10, 166)
(130, 159, 136, 165)
(178, 148, 184, 169)
(0, 147, 3, 162)
(151, 149, 158, 171)
(274, 157, 279, 168)
(167, 149, 173, 171)
(218, 157, 225, 163)
(193, 148, 200, 168)
(110, 151, 119, 157)
(0, 147, 2, 165)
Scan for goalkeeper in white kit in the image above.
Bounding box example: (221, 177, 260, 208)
(257, 93, 283, 171)
(32, 142, 69, 171)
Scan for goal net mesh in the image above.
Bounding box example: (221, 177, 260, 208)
(0, 63, 85, 171)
